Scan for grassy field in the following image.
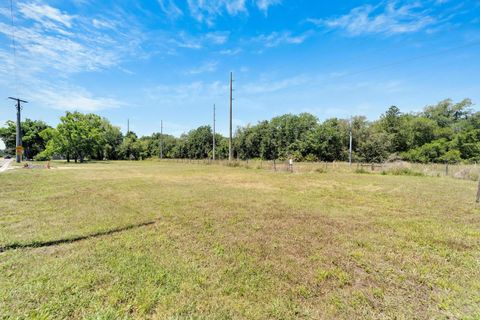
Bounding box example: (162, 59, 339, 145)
(0, 161, 479, 319)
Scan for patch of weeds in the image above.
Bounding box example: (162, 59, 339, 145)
(293, 285, 314, 299)
(226, 162, 240, 168)
(329, 294, 345, 312)
(381, 167, 424, 176)
(316, 267, 351, 287)
(213, 244, 225, 256)
(438, 297, 454, 311)
(203, 220, 214, 233)
(315, 168, 327, 174)
(372, 288, 384, 300)
(354, 240, 368, 248)
(84, 308, 128, 320)
(29, 310, 54, 320)
(351, 290, 370, 308)
(350, 250, 365, 261)
(355, 168, 370, 174)
(267, 298, 303, 319)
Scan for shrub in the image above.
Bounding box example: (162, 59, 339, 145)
(34, 151, 52, 161)
(226, 161, 240, 168)
(382, 167, 424, 176)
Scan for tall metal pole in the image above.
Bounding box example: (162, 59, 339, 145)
(349, 117, 353, 166)
(9, 97, 27, 163)
(160, 120, 163, 159)
(229, 72, 233, 161)
(127, 118, 130, 134)
(213, 104, 216, 161)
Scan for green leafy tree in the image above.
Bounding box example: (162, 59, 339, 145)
(358, 131, 391, 163)
(0, 119, 51, 158)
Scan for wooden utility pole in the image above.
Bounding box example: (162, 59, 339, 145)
(127, 118, 130, 134)
(213, 104, 216, 161)
(229, 72, 233, 162)
(8, 97, 27, 163)
(160, 120, 163, 159)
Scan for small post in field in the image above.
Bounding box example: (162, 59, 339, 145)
(476, 178, 480, 203)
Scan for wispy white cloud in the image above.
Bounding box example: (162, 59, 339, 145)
(91, 18, 116, 29)
(309, 2, 436, 36)
(205, 31, 229, 44)
(18, 2, 75, 29)
(252, 31, 309, 48)
(186, 61, 219, 75)
(169, 31, 229, 50)
(22, 81, 125, 112)
(256, 0, 281, 14)
(185, 0, 280, 25)
(187, 0, 247, 25)
(242, 75, 309, 94)
(146, 81, 228, 103)
(0, 2, 145, 75)
(0, 2, 141, 112)
(219, 48, 242, 55)
(157, 0, 183, 19)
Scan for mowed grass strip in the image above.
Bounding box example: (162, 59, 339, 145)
(0, 161, 479, 319)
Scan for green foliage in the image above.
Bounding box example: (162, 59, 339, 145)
(1, 98, 478, 163)
(39, 112, 124, 162)
(358, 132, 391, 163)
(0, 119, 51, 158)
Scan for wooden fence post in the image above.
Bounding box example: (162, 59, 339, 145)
(476, 178, 480, 203)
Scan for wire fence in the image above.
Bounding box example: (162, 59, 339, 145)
(156, 159, 480, 181)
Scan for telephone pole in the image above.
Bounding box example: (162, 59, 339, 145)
(213, 104, 216, 161)
(127, 118, 130, 134)
(160, 120, 163, 159)
(349, 116, 353, 166)
(8, 97, 27, 163)
(229, 72, 233, 161)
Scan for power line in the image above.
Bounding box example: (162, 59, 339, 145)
(331, 40, 480, 81)
(9, 0, 19, 95)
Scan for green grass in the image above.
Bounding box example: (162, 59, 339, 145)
(1, 161, 479, 319)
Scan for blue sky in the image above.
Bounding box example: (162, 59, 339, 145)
(0, 0, 479, 149)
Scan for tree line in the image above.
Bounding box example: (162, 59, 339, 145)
(0, 98, 478, 163)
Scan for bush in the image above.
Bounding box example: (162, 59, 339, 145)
(304, 154, 318, 162)
(34, 151, 52, 161)
(381, 167, 424, 176)
(226, 161, 240, 168)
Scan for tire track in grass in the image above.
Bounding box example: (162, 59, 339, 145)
(0, 219, 159, 253)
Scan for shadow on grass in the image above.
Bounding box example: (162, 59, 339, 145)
(0, 220, 158, 253)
